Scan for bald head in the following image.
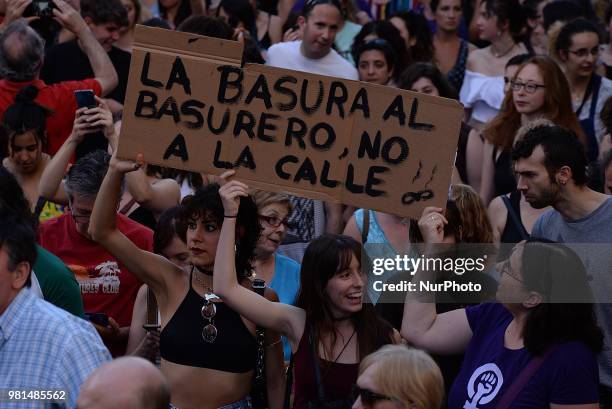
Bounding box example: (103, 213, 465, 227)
(0, 19, 45, 82)
(77, 357, 170, 409)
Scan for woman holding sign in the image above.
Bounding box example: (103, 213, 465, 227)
(212, 170, 400, 409)
(89, 161, 286, 409)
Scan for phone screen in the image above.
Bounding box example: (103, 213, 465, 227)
(74, 89, 96, 109)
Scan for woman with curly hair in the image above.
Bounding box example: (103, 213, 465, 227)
(89, 160, 285, 409)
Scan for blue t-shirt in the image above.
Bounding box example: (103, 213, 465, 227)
(269, 253, 301, 360)
(447, 303, 599, 408)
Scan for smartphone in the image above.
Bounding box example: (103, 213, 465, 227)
(74, 89, 97, 109)
(85, 312, 109, 327)
(143, 324, 161, 332)
(24, 0, 56, 18)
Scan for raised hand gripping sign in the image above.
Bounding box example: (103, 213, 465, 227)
(117, 25, 464, 219)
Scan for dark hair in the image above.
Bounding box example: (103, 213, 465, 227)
(302, 0, 344, 19)
(520, 238, 603, 355)
(512, 124, 589, 186)
(505, 52, 531, 68)
(390, 11, 435, 63)
(482, 0, 526, 39)
(607, 4, 612, 25)
(600, 96, 612, 135)
(153, 206, 185, 255)
(398, 62, 458, 100)
(296, 234, 394, 361)
(218, 0, 256, 37)
(80, 0, 129, 27)
(142, 17, 172, 29)
(0, 166, 36, 226)
(0, 215, 37, 286)
(352, 38, 397, 73)
(177, 16, 233, 39)
(542, 1, 584, 32)
(352, 21, 410, 81)
(2, 85, 51, 152)
(555, 18, 601, 55)
(282, 12, 301, 35)
(242, 35, 265, 64)
(431, 0, 464, 12)
(178, 184, 260, 281)
(601, 148, 612, 175)
(159, 0, 192, 28)
(0, 20, 45, 82)
(65, 150, 111, 200)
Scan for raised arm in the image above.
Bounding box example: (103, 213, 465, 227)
(39, 98, 117, 202)
(53, 0, 118, 95)
(124, 172, 181, 216)
(400, 207, 473, 355)
(88, 154, 182, 299)
(213, 171, 306, 349)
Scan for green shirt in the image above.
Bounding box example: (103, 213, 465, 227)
(33, 245, 85, 318)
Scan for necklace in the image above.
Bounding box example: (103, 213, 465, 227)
(490, 42, 516, 58)
(192, 266, 219, 300)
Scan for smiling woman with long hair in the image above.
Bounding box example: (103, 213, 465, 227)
(213, 171, 399, 409)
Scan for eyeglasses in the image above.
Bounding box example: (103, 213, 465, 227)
(201, 299, 217, 343)
(68, 200, 92, 222)
(510, 80, 546, 94)
(497, 259, 523, 283)
(352, 385, 393, 406)
(567, 47, 600, 58)
(259, 214, 294, 229)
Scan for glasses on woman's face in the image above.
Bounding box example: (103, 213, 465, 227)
(352, 385, 393, 406)
(497, 259, 523, 283)
(201, 299, 217, 343)
(567, 46, 600, 58)
(259, 214, 294, 229)
(510, 80, 546, 94)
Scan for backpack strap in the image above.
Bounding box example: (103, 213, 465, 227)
(361, 210, 370, 244)
(495, 346, 558, 409)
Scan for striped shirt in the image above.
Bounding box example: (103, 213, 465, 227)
(0, 288, 111, 408)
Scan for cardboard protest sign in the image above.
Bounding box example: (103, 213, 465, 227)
(117, 25, 464, 218)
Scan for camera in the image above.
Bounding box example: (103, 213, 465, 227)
(24, 0, 57, 19)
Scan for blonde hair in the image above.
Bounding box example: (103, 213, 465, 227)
(250, 189, 293, 214)
(359, 345, 444, 409)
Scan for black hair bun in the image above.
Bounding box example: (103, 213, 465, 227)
(14, 85, 40, 104)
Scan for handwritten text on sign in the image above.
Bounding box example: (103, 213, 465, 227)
(117, 26, 463, 218)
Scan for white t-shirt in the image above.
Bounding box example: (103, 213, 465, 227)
(266, 40, 358, 80)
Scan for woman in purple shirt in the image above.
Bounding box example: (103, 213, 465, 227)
(401, 206, 603, 409)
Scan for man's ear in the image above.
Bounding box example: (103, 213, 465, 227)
(555, 165, 572, 186)
(522, 291, 542, 309)
(11, 261, 31, 290)
(298, 15, 306, 29)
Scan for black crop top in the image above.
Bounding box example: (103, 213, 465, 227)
(160, 270, 257, 372)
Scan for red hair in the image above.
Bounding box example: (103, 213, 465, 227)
(484, 56, 586, 150)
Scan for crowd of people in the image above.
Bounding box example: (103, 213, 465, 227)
(1, 0, 612, 408)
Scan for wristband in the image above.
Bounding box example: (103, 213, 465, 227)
(224, 214, 238, 218)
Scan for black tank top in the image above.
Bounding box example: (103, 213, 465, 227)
(499, 191, 529, 260)
(493, 147, 517, 197)
(159, 269, 257, 372)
